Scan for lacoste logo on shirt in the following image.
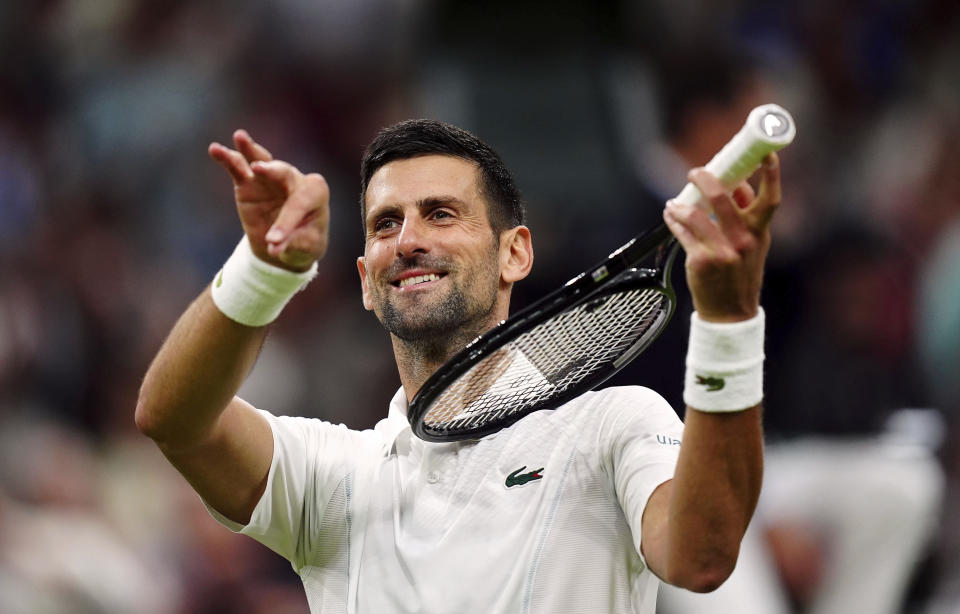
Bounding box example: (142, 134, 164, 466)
(505, 466, 544, 488)
(695, 374, 725, 391)
(216, 269, 224, 288)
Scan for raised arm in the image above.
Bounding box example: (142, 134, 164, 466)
(135, 130, 329, 524)
(640, 154, 780, 591)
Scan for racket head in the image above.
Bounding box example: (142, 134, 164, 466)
(409, 238, 680, 442)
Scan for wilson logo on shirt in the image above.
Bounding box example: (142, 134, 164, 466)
(505, 466, 544, 488)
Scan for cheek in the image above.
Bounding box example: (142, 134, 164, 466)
(359, 248, 391, 298)
(363, 245, 391, 279)
(470, 244, 504, 287)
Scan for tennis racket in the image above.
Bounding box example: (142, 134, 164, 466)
(408, 103, 796, 442)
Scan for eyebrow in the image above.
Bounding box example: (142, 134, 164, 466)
(367, 195, 466, 225)
(416, 195, 465, 209)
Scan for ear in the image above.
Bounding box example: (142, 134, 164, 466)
(356, 256, 375, 311)
(499, 225, 534, 284)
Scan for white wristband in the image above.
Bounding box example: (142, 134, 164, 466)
(210, 236, 318, 327)
(683, 309, 765, 412)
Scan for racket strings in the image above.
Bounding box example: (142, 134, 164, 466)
(422, 287, 670, 434)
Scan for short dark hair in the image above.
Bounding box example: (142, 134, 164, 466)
(359, 119, 525, 235)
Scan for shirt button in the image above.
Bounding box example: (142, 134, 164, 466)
(426, 471, 440, 484)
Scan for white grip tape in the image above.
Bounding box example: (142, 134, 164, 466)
(675, 103, 796, 208)
(683, 309, 765, 412)
(211, 236, 318, 327)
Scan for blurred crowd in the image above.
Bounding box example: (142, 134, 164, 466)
(1, 1, 959, 612)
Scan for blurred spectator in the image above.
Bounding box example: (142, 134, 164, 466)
(913, 121, 960, 613)
(0, 416, 177, 613)
(645, 46, 945, 614)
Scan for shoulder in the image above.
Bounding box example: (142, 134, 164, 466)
(528, 386, 681, 457)
(259, 410, 386, 460)
(557, 386, 680, 430)
(577, 385, 672, 407)
(261, 410, 369, 436)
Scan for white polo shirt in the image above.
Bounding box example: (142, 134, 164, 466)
(207, 385, 683, 613)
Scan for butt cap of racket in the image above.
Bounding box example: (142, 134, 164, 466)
(675, 103, 795, 208)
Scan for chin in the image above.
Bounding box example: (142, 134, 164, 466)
(385, 317, 461, 343)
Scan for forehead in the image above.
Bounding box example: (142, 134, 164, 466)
(364, 155, 483, 216)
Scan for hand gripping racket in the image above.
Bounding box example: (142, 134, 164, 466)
(408, 104, 796, 442)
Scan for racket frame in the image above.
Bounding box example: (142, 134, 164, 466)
(408, 103, 796, 442)
(409, 223, 679, 442)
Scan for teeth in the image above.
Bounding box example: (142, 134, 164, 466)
(399, 273, 441, 288)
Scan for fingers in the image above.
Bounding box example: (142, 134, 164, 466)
(250, 159, 300, 195)
(233, 129, 273, 163)
(276, 223, 328, 269)
(685, 155, 780, 238)
(208, 142, 254, 183)
(687, 168, 752, 248)
(756, 153, 781, 204)
(210, 131, 329, 270)
(687, 167, 726, 204)
(732, 180, 755, 209)
(663, 200, 699, 248)
(263, 172, 330, 257)
(663, 199, 730, 258)
(745, 153, 781, 229)
(687, 168, 740, 229)
(208, 130, 273, 185)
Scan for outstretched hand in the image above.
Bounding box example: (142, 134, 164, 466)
(663, 153, 781, 322)
(209, 130, 330, 272)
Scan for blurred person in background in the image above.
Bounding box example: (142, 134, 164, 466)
(0, 416, 176, 613)
(911, 114, 960, 613)
(649, 45, 944, 614)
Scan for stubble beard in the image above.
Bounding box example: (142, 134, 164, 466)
(375, 259, 500, 364)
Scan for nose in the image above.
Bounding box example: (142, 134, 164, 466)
(396, 215, 430, 258)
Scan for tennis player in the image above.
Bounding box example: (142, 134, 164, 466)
(136, 119, 780, 613)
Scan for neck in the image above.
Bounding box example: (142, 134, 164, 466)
(393, 312, 503, 404)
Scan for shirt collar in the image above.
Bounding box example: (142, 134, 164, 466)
(374, 387, 412, 455)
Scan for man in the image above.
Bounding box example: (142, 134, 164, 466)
(136, 119, 780, 612)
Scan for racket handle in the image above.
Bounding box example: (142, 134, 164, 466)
(674, 103, 796, 208)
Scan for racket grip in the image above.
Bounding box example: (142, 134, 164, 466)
(675, 182, 705, 207)
(673, 103, 795, 208)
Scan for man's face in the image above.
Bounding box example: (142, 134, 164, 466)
(357, 155, 504, 343)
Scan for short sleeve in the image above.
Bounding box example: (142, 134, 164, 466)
(596, 387, 684, 562)
(202, 410, 377, 570)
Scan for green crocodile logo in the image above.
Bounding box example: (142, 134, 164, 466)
(695, 375, 725, 392)
(505, 466, 544, 488)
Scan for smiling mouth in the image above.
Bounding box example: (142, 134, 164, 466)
(393, 273, 446, 289)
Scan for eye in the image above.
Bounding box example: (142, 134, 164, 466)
(373, 218, 400, 232)
(430, 209, 453, 220)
